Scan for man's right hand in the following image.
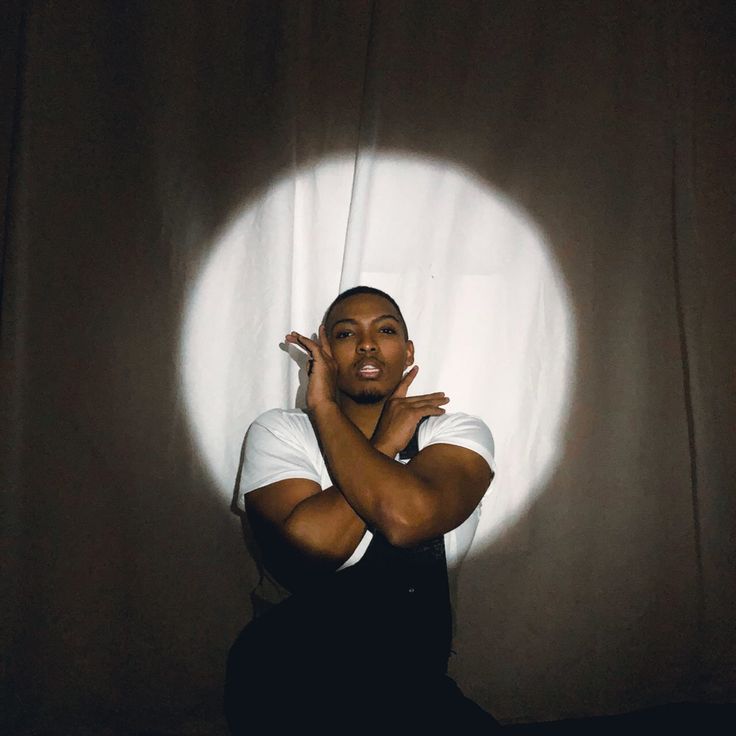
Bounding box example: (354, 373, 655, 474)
(370, 366, 450, 458)
(284, 324, 339, 412)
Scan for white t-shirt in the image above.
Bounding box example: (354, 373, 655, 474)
(238, 408, 496, 617)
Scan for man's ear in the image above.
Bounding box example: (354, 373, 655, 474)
(405, 340, 415, 368)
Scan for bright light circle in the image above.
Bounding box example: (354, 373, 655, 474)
(180, 153, 575, 555)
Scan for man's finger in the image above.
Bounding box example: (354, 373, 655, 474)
(392, 365, 419, 399)
(401, 403, 447, 420)
(403, 392, 448, 403)
(318, 324, 333, 358)
(285, 331, 318, 356)
(420, 405, 447, 416)
(411, 399, 450, 413)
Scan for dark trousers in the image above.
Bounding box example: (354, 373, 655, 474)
(224, 618, 502, 733)
(225, 517, 500, 732)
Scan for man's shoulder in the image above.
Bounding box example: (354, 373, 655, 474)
(250, 408, 311, 433)
(240, 408, 321, 503)
(252, 407, 310, 427)
(422, 411, 492, 435)
(248, 409, 314, 444)
(420, 411, 495, 470)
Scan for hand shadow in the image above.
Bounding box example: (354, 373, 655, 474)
(282, 333, 318, 411)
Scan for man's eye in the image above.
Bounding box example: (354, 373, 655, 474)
(379, 327, 396, 334)
(335, 331, 352, 339)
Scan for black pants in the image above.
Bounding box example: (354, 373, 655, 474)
(225, 519, 500, 733)
(224, 618, 501, 733)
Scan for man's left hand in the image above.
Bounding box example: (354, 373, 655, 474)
(371, 366, 450, 458)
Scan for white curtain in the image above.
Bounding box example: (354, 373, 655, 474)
(2, 1, 734, 732)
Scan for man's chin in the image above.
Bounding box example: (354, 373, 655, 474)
(345, 388, 387, 405)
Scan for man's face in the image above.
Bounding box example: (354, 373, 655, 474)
(326, 294, 414, 405)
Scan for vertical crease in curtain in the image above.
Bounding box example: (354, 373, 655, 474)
(0, 3, 27, 325)
(339, 0, 377, 290)
(664, 0, 705, 640)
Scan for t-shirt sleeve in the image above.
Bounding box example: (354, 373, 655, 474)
(420, 412, 497, 476)
(236, 409, 322, 511)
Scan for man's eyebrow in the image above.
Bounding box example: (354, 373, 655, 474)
(331, 315, 401, 328)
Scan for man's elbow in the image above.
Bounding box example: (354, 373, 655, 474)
(383, 521, 428, 549)
(378, 501, 437, 549)
(283, 514, 345, 565)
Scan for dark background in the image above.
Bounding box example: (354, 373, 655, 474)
(2, 1, 734, 733)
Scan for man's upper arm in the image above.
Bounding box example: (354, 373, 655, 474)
(401, 443, 493, 545)
(238, 411, 327, 574)
(243, 477, 333, 593)
(237, 410, 321, 511)
(387, 413, 495, 546)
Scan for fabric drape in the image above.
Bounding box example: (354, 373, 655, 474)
(1, 1, 733, 733)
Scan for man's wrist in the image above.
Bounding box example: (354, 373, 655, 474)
(308, 398, 341, 422)
(371, 438, 397, 458)
(310, 399, 399, 460)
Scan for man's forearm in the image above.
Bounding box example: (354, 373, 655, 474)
(282, 435, 398, 564)
(310, 401, 433, 543)
(284, 485, 367, 565)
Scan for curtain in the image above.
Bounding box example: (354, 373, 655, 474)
(2, 1, 734, 732)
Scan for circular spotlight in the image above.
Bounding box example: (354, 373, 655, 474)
(180, 153, 575, 555)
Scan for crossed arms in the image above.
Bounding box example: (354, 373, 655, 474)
(243, 326, 493, 592)
(243, 404, 493, 592)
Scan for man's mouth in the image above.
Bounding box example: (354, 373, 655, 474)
(356, 360, 383, 379)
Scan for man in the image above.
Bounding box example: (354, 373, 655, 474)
(225, 286, 499, 732)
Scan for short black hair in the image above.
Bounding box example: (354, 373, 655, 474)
(323, 285, 409, 340)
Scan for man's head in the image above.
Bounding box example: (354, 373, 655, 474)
(322, 286, 414, 405)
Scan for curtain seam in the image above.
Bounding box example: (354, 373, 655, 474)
(338, 0, 377, 290)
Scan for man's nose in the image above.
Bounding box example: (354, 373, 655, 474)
(357, 339, 377, 353)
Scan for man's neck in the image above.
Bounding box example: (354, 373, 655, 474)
(336, 393, 385, 440)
